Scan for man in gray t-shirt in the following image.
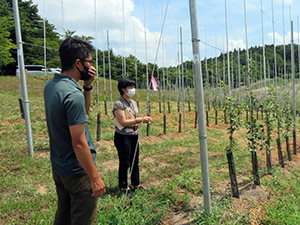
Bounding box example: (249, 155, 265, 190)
(44, 37, 105, 225)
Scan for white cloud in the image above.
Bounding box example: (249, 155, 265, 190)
(266, 31, 299, 44)
(229, 39, 246, 51)
(246, 3, 259, 11)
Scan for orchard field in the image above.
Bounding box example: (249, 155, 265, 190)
(1, 75, 300, 224)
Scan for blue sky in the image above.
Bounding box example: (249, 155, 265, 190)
(31, 0, 300, 67)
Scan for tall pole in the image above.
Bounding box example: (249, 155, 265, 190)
(231, 50, 234, 91)
(245, 0, 261, 185)
(244, 0, 251, 119)
(272, 0, 283, 167)
(94, 0, 101, 141)
(261, 0, 267, 98)
(107, 31, 113, 113)
(177, 51, 181, 114)
(166, 41, 169, 101)
(205, 27, 209, 108)
(43, 1, 47, 82)
(272, 0, 278, 101)
(122, 0, 126, 78)
(223, 37, 225, 82)
(134, 28, 138, 102)
(211, 58, 214, 93)
(61, 0, 65, 39)
(225, 0, 231, 95)
(215, 33, 218, 96)
(238, 48, 241, 104)
(177, 13, 181, 95)
(12, 0, 33, 157)
(188, 0, 211, 215)
(94, 0, 99, 115)
(221, 36, 225, 107)
(180, 27, 186, 132)
(103, 42, 106, 112)
(282, 0, 287, 86)
(291, 20, 297, 154)
(268, 60, 271, 86)
(144, 0, 148, 90)
(298, 16, 300, 93)
(161, 7, 166, 133)
(255, 53, 258, 84)
(177, 13, 181, 112)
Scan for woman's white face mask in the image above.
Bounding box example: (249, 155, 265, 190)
(125, 88, 135, 97)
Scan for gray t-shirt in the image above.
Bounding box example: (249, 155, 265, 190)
(112, 96, 139, 135)
(44, 73, 96, 177)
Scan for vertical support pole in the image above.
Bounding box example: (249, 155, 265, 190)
(225, 0, 231, 95)
(282, 0, 287, 87)
(298, 16, 300, 94)
(107, 31, 113, 113)
(244, 0, 260, 185)
(238, 48, 241, 104)
(103, 41, 107, 115)
(122, 0, 126, 78)
(188, 0, 211, 214)
(261, 0, 267, 99)
(291, 20, 297, 154)
(180, 27, 186, 133)
(61, 0, 65, 39)
(12, 0, 33, 157)
(94, 0, 101, 141)
(43, 16, 47, 82)
(144, 0, 149, 90)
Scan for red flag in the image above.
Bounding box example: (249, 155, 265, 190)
(151, 75, 159, 91)
(138, 93, 140, 98)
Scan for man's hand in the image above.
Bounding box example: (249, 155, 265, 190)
(84, 66, 96, 87)
(91, 177, 106, 198)
(83, 66, 96, 115)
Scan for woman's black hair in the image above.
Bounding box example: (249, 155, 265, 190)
(117, 77, 136, 95)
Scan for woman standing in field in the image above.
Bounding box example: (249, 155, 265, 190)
(112, 77, 152, 198)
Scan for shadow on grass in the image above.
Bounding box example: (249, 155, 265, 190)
(105, 186, 123, 198)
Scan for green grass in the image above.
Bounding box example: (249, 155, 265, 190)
(261, 166, 300, 224)
(192, 195, 251, 224)
(1, 75, 300, 224)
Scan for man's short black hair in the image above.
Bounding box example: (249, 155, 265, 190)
(117, 77, 136, 95)
(59, 37, 95, 72)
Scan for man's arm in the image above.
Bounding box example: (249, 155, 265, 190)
(69, 123, 105, 197)
(83, 89, 92, 115)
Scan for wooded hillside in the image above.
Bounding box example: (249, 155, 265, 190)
(1, 0, 299, 89)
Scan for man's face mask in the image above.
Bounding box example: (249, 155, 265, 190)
(77, 60, 91, 80)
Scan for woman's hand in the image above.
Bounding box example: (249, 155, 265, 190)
(138, 116, 152, 123)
